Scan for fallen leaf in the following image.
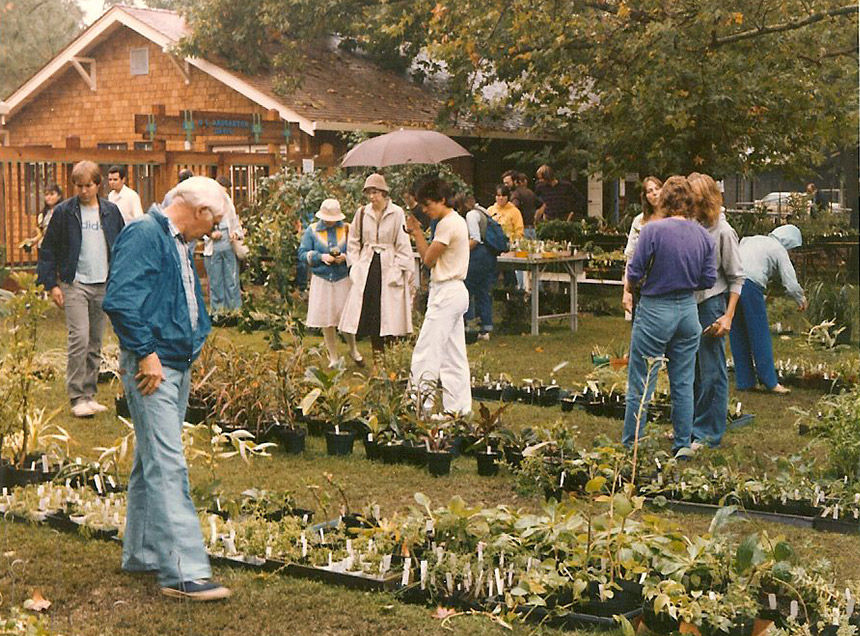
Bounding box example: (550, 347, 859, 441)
(24, 589, 51, 612)
(535, 347, 544, 353)
(432, 606, 457, 620)
(3, 551, 15, 557)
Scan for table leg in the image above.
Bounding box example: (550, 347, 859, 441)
(570, 262, 581, 331)
(531, 264, 540, 336)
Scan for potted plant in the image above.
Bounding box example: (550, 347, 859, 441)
(418, 416, 455, 477)
(302, 365, 358, 456)
(268, 345, 311, 454)
(471, 402, 509, 476)
(0, 272, 53, 483)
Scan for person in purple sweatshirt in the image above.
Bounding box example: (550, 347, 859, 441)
(622, 176, 717, 456)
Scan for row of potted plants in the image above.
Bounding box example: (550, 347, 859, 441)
(4, 479, 858, 634)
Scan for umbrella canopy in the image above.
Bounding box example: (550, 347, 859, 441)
(340, 129, 472, 168)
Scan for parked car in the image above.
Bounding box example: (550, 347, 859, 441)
(754, 192, 806, 214)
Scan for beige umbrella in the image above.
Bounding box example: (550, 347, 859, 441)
(340, 129, 472, 167)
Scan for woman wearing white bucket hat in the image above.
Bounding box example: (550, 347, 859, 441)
(298, 198, 363, 366)
(339, 173, 414, 357)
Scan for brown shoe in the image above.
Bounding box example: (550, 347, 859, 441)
(770, 384, 791, 395)
(161, 579, 232, 601)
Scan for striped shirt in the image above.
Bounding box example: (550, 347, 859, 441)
(166, 216, 198, 331)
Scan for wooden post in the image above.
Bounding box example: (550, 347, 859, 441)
(65, 136, 80, 149)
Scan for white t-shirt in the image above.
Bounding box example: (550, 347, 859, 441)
(75, 203, 109, 284)
(430, 211, 469, 282)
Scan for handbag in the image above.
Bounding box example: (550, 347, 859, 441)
(231, 236, 250, 260)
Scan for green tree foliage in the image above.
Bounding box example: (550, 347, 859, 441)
(0, 0, 83, 98)
(178, 0, 858, 178)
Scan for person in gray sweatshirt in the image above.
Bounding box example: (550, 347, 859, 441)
(688, 174, 745, 448)
(730, 224, 807, 394)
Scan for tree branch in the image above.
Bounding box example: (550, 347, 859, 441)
(712, 5, 858, 46)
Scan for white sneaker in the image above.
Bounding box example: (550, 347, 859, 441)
(477, 332, 490, 341)
(87, 399, 109, 413)
(71, 402, 96, 418)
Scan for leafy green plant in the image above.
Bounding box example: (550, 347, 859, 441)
(301, 364, 360, 430)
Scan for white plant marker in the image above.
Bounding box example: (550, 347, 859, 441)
(446, 572, 454, 595)
(420, 560, 428, 590)
(401, 557, 412, 586)
(495, 568, 504, 595)
(301, 533, 307, 558)
(209, 516, 218, 546)
(768, 594, 777, 610)
(790, 600, 798, 619)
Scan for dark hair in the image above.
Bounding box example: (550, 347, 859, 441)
(658, 176, 694, 218)
(107, 165, 127, 180)
(495, 184, 511, 198)
(501, 169, 516, 181)
(514, 171, 528, 186)
(216, 175, 232, 188)
(405, 185, 417, 197)
(640, 176, 664, 222)
(177, 169, 194, 183)
(416, 178, 453, 206)
(452, 192, 468, 215)
(43, 183, 63, 212)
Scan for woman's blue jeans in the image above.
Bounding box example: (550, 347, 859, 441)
(729, 280, 777, 390)
(120, 351, 212, 587)
(205, 247, 241, 312)
(692, 294, 729, 447)
(623, 292, 702, 453)
(465, 245, 496, 332)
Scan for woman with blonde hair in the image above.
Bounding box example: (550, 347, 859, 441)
(687, 173, 745, 448)
(339, 173, 414, 358)
(622, 176, 716, 456)
(622, 176, 664, 315)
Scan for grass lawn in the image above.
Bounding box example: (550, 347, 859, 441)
(1, 297, 858, 635)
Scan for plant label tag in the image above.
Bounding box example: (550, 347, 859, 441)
(319, 528, 325, 544)
(223, 536, 236, 554)
(486, 445, 492, 455)
(446, 572, 454, 595)
(526, 557, 533, 571)
(41, 455, 49, 473)
(302, 514, 308, 524)
(401, 558, 411, 586)
(328, 552, 333, 568)
(93, 474, 103, 494)
(477, 542, 483, 562)
(769, 594, 777, 610)
(499, 552, 504, 568)
(334, 424, 340, 435)
(265, 546, 272, 559)
(487, 575, 494, 599)
(381, 554, 391, 574)
(216, 498, 222, 511)
(209, 517, 217, 546)
(833, 506, 839, 519)
(107, 476, 116, 489)
(495, 568, 504, 595)
(301, 533, 307, 558)
(367, 433, 372, 442)
(640, 572, 648, 584)
(420, 560, 428, 590)
(832, 609, 840, 625)
(736, 402, 742, 416)
(845, 592, 854, 617)
(560, 471, 566, 488)
(346, 539, 353, 555)
(75, 457, 82, 464)
(426, 519, 434, 534)
(30, 461, 36, 471)
(790, 601, 798, 619)
(373, 505, 380, 520)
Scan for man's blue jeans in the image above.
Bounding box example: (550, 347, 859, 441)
(729, 280, 778, 390)
(692, 294, 729, 447)
(205, 247, 241, 312)
(623, 292, 701, 453)
(120, 351, 211, 587)
(465, 245, 496, 332)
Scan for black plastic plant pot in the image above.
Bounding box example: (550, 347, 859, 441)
(503, 446, 524, 468)
(277, 427, 306, 455)
(476, 451, 501, 476)
(427, 451, 453, 477)
(8, 465, 57, 487)
(325, 430, 355, 456)
(379, 442, 402, 464)
(560, 397, 577, 412)
(501, 386, 520, 403)
(363, 437, 380, 461)
(185, 398, 209, 424)
(642, 605, 680, 634)
(402, 440, 427, 467)
(97, 370, 114, 384)
(115, 394, 131, 418)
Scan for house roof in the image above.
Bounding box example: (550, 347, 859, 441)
(4, 5, 529, 138)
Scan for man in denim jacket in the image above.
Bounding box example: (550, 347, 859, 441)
(37, 161, 124, 418)
(103, 176, 231, 601)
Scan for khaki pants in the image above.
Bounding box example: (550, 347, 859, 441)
(60, 281, 107, 405)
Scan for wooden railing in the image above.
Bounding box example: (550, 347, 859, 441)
(0, 146, 279, 266)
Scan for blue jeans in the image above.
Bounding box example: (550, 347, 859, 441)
(524, 227, 536, 240)
(120, 351, 211, 587)
(692, 294, 729, 447)
(622, 293, 702, 453)
(204, 247, 241, 312)
(729, 280, 777, 390)
(465, 245, 496, 332)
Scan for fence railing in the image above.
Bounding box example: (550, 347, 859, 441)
(0, 146, 278, 266)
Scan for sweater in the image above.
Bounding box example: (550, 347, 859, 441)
(694, 213, 745, 303)
(738, 225, 805, 305)
(627, 217, 717, 297)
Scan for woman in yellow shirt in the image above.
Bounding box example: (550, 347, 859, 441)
(487, 184, 524, 288)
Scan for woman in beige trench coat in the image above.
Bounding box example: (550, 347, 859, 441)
(339, 173, 414, 356)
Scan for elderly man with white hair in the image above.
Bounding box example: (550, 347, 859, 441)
(103, 176, 232, 601)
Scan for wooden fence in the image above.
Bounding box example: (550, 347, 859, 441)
(0, 146, 278, 266)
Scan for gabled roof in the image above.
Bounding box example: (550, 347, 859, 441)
(3, 5, 478, 137)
